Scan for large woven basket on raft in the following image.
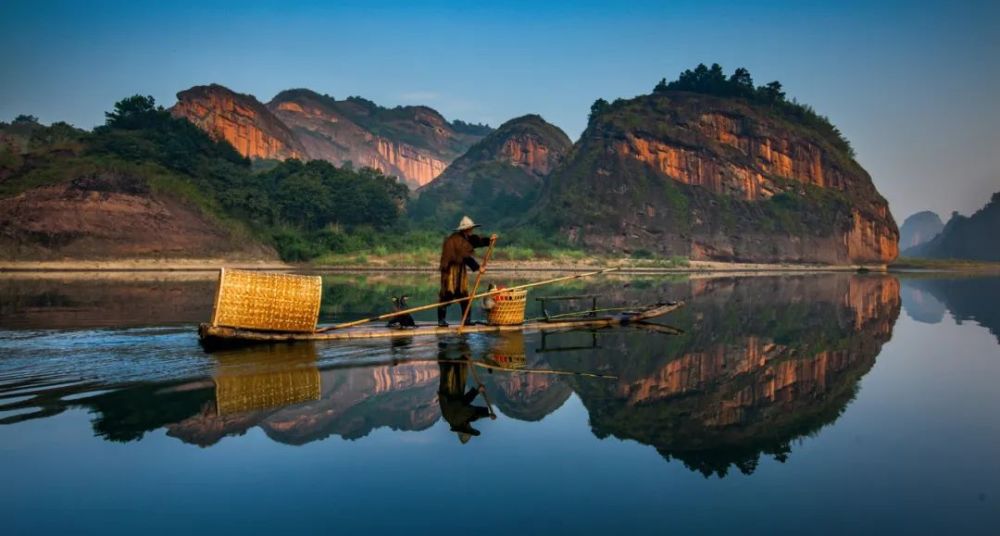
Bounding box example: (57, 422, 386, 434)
(486, 289, 528, 326)
(210, 268, 322, 333)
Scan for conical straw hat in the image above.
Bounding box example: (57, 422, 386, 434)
(455, 215, 480, 231)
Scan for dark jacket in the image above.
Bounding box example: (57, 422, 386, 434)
(439, 232, 490, 295)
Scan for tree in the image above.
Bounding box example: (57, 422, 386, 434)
(589, 98, 610, 122)
(758, 81, 786, 102)
(13, 114, 38, 124)
(729, 67, 753, 88)
(104, 95, 166, 129)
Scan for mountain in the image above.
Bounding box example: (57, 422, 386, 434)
(171, 85, 491, 188)
(899, 210, 944, 250)
(171, 84, 306, 160)
(904, 192, 1000, 260)
(409, 114, 572, 227)
(0, 102, 405, 263)
(532, 68, 899, 264)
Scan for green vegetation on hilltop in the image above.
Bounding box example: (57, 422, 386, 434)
(652, 63, 854, 159)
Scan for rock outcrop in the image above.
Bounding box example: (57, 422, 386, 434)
(410, 114, 572, 226)
(536, 91, 899, 264)
(171, 85, 490, 188)
(171, 84, 305, 160)
(899, 210, 944, 250)
(267, 90, 488, 188)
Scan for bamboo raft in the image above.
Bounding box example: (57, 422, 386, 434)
(197, 268, 684, 349)
(200, 301, 683, 346)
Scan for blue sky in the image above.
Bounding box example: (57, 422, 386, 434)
(1, 0, 997, 220)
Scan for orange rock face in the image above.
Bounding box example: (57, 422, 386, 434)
(552, 92, 899, 264)
(499, 135, 560, 176)
(372, 137, 449, 187)
(265, 89, 487, 188)
(171, 85, 305, 161)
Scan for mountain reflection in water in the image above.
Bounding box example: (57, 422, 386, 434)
(0, 274, 902, 478)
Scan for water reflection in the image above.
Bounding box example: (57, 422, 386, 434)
(544, 275, 901, 476)
(901, 276, 1000, 341)
(0, 274, 907, 477)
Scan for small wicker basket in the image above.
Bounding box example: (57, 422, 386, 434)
(486, 289, 527, 326)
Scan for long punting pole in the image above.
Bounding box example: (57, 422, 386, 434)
(315, 266, 623, 332)
(458, 236, 497, 333)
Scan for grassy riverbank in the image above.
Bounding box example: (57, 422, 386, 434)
(0, 256, 897, 274)
(889, 257, 1000, 272)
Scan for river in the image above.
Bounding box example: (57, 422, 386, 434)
(0, 272, 997, 534)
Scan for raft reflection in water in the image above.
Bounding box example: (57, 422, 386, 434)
(0, 275, 902, 477)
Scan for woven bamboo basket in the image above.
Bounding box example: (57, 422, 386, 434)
(486, 289, 527, 326)
(210, 268, 323, 333)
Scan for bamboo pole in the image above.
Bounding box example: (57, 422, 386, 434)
(316, 266, 623, 332)
(459, 235, 497, 332)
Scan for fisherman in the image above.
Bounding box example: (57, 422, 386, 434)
(438, 216, 496, 327)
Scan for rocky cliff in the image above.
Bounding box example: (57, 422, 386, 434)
(171, 84, 306, 160)
(267, 90, 488, 188)
(899, 210, 944, 250)
(535, 91, 899, 264)
(410, 114, 572, 226)
(903, 192, 1000, 261)
(171, 85, 490, 188)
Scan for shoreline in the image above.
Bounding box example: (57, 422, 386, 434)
(0, 258, 891, 274)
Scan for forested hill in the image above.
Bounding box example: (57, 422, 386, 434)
(0, 97, 410, 261)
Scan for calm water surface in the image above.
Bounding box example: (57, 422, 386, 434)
(0, 272, 997, 535)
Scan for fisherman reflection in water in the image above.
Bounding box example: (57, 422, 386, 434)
(437, 343, 492, 443)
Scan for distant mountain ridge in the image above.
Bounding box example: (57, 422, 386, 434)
(899, 210, 944, 250)
(904, 192, 1000, 261)
(172, 84, 491, 188)
(410, 114, 571, 227)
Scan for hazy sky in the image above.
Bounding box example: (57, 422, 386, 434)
(1, 0, 997, 220)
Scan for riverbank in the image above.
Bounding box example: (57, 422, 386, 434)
(0, 257, 890, 273)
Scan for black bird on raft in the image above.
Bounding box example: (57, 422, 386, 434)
(387, 296, 416, 328)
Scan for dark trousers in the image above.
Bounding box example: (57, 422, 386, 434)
(438, 290, 470, 324)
